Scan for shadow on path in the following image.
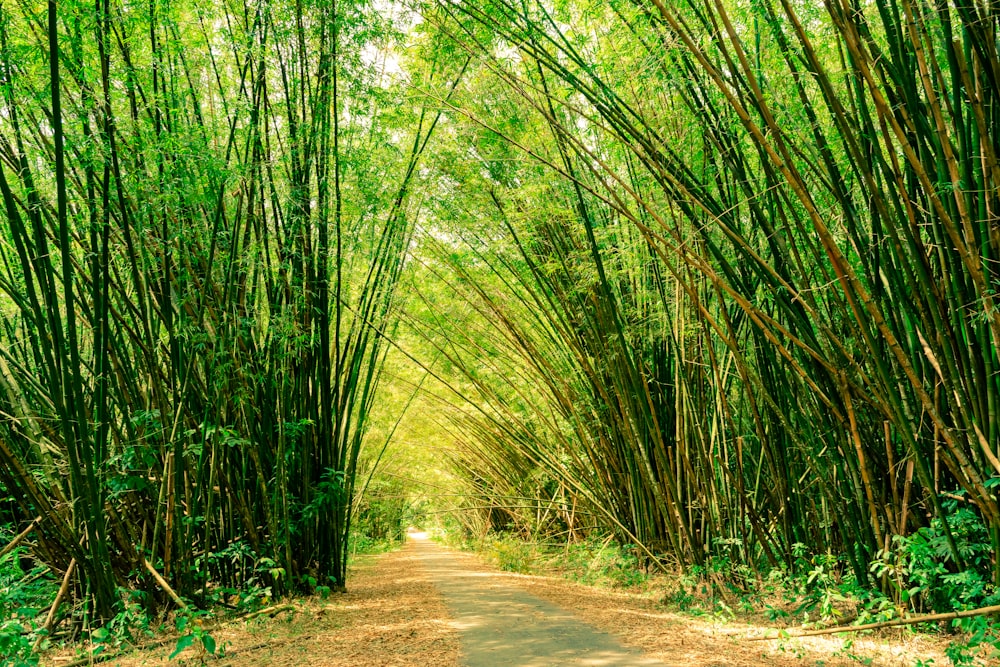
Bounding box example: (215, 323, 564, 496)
(409, 533, 671, 667)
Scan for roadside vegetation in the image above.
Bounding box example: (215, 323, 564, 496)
(443, 526, 996, 665)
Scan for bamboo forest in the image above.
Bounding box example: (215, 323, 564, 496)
(1, 0, 999, 664)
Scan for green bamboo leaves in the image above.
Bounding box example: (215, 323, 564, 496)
(0, 0, 997, 626)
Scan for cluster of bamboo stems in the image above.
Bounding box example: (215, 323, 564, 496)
(1, 0, 998, 630)
(419, 0, 1000, 598)
(0, 0, 442, 624)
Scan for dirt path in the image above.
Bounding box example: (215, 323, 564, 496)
(405, 535, 948, 667)
(410, 533, 665, 666)
(45, 537, 950, 666)
(47, 543, 461, 667)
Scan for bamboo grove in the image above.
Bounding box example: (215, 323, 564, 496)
(402, 0, 1000, 608)
(0, 0, 460, 621)
(2, 0, 1000, 634)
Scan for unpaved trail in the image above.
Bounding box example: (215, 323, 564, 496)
(410, 534, 666, 666)
(406, 534, 948, 667)
(45, 536, 950, 666)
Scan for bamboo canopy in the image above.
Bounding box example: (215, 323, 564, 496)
(0, 0, 997, 639)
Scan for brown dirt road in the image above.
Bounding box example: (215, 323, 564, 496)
(411, 533, 663, 666)
(403, 535, 946, 667)
(45, 536, 949, 667)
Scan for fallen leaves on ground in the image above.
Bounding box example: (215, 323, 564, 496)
(43, 541, 957, 667)
(432, 547, 952, 667)
(43, 547, 460, 667)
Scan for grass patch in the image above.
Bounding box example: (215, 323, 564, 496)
(462, 532, 650, 589)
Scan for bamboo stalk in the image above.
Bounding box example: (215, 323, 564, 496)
(753, 604, 1000, 640)
(144, 559, 188, 610)
(32, 558, 75, 654)
(0, 517, 40, 560)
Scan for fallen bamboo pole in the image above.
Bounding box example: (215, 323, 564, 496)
(0, 516, 41, 559)
(241, 604, 295, 622)
(752, 604, 1000, 640)
(144, 559, 189, 610)
(33, 558, 76, 653)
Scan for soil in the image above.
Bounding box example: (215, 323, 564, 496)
(412, 534, 663, 666)
(406, 535, 949, 667)
(43, 535, 953, 667)
(44, 540, 461, 667)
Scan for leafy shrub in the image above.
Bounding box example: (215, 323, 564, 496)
(169, 610, 219, 661)
(0, 617, 37, 666)
(562, 537, 647, 588)
(482, 534, 538, 573)
(871, 502, 997, 614)
(867, 498, 1000, 664)
(350, 478, 416, 555)
(0, 528, 57, 665)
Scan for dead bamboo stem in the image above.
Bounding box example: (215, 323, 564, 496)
(33, 558, 75, 653)
(144, 559, 189, 610)
(0, 517, 41, 559)
(752, 604, 1000, 640)
(241, 604, 295, 621)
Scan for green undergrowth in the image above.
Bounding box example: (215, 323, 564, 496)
(349, 532, 406, 557)
(0, 528, 58, 666)
(451, 532, 652, 589)
(0, 525, 402, 667)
